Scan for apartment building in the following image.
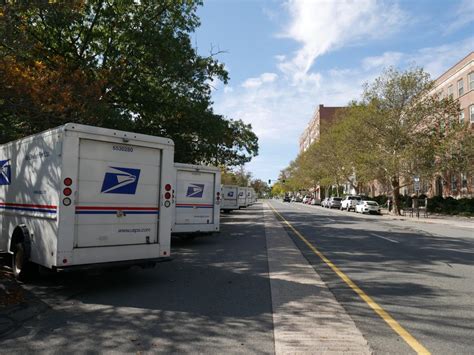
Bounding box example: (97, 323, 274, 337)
(428, 51, 473, 198)
(298, 104, 345, 153)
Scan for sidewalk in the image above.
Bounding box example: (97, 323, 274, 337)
(379, 208, 474, 229)
(263, 204, 371, 354)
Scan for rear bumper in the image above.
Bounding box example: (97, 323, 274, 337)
(53, 256, 172, 272)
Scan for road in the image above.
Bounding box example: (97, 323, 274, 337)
(267, 199, 474, 354)
(1, 201, 473, 354)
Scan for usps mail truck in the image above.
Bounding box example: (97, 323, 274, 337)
(246, 187, 254, 207)
(172, 163, 221, 234)
(237, 187, 247, 208)
(221, 185, 239, 213)
(0, 124, 175, 280)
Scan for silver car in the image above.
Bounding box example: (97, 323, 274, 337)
(328, 197, 342, 209)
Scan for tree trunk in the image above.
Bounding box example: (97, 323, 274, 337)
(391, 176, 401, 215)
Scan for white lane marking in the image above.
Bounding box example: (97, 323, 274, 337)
(326, 218, 336, 222)
(371, 233, 399, 243)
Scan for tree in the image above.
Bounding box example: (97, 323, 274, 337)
(354, 67, 466, 214)
(0, 1, 258, 166)
(220, 166, 252, 186)
(249, 179, 269, 197)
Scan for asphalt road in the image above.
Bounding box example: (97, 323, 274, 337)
(0, 205, 275, 353)
(267, 199, 474, 355)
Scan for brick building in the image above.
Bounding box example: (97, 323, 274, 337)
(427, 51, 474, 198)
(299, 104, 345, 153)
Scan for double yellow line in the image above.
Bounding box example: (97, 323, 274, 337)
(268, 202, 430, 355)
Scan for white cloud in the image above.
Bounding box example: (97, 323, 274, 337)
(361, 37, 474, 79)
(278, 0, 407, 82)
(410, 38, 474, 78)
(362, 51, 404, 70)
(241, 72, 278, 89)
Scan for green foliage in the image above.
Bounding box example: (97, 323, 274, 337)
(0, 0, 258, 166)
(220, 166, 252, 186)
(427, 196, 474, 215)
(250, 179, 270, 197)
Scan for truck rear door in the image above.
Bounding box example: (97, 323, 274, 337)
(176, 170, 215, 225)
(75, 139, 161, 247)
(223, 186, 237, 207)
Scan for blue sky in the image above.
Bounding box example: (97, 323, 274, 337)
(193, 0, 474, 183)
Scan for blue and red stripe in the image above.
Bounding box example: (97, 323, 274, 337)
(0, 202, 57, 214)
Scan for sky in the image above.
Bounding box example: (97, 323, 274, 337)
(193, 0, 474, 183)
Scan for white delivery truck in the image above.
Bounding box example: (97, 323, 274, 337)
(0, 123, 175, 280)
(237, 187, 247, 208)
(246, 187, 254, 207)
(172, 163, 221, 234)
(250, 188, 257, 203)
(221, 185, 239, 213)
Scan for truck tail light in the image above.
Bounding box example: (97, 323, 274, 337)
(165, 192, 171, 200)
(64, 177, 72, 186)
(63, 187, 72, 196)
(165, 184, 172, 191)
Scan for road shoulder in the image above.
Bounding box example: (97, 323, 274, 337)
(264, 203, 371, 354)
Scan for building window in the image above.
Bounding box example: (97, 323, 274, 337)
(458, 79, 464, 96)
(447, 85, 454, 98)
(469, 72, 474, 91)
(451, 175, 458, 192)
(461, 173, 468, 189)
(470, 105, 474, 123)
(459, 110, 465, 123)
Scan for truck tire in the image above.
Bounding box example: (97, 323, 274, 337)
(12, 242, 37, 281)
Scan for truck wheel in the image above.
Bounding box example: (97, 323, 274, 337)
(12, 243, 37, 281)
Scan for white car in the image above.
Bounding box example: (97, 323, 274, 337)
(341, 195, 361, 211)
(355, 200, 381, 214)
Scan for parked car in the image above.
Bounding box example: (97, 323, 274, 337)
(302, 195, 310, 204)
(355, 200, 381, 214)
(311, 198, 321, 206)
(328, 197, 342, 209)
(294, 196, 303, 203)
(341, 195, 362, 211)
(321, 197, 329, 207)
(283, 195, 291, 202)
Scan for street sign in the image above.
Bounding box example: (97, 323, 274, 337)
(414, 176, 420, 192)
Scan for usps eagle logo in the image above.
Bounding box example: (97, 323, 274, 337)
(0, 159, 11, 186)
(227, 191, 234, 197)
(186, 183, 204, 198)
(101, 167, 140, 194)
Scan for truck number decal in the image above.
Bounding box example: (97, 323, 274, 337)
(113, 145, 133, 152)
